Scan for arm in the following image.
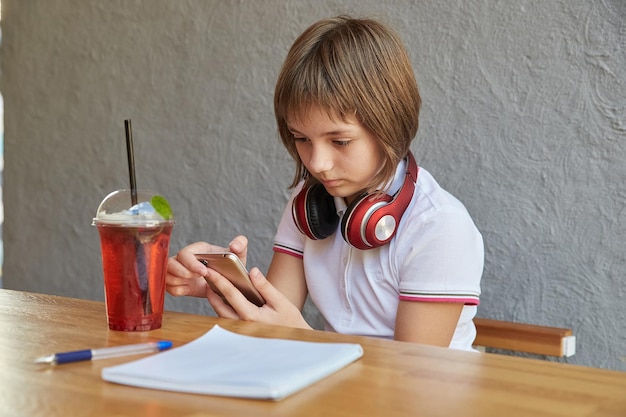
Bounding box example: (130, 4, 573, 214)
(394, 301, 464, 346)
(392, 205, 482, 347)
(265, 251, 308, 310)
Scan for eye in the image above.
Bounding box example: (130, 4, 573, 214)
(290, 132, 309, 143)
(333, 140, 351, 147)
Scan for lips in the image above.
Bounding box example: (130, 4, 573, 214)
(319, 179, 342, 188)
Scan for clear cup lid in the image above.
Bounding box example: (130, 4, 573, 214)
(92, 189, 175, 226)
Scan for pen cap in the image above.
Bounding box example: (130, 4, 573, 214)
(157, 341, 173, 350)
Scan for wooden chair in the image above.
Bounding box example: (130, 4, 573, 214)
(473, 318, 576, 357)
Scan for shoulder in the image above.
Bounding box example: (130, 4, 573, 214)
(404, 167, 478, 229)
(391, 166, 484, 282)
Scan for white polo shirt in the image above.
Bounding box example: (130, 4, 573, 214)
(273, 160, 484, 350)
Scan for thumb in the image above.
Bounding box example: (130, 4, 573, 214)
(249, 267, 278, 299)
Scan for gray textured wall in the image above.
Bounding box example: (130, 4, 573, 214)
(2, 1, 624, 370)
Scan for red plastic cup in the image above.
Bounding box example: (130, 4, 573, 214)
(93, 189, 175, 331)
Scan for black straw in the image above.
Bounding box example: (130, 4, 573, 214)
(125, 119, 138, 206)
(124, 118, 150, 315)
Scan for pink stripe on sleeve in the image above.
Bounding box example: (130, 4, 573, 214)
(273, 244, 304, 259)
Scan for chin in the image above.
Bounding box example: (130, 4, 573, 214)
(325, 188, 359, 202)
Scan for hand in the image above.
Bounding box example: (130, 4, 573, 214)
(166, 236, 249, 298)
(204, 266, 312, 330)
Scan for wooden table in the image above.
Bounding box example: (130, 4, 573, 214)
(1, 289, 625, 417)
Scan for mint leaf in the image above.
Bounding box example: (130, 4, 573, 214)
(151, 195, 174, 220)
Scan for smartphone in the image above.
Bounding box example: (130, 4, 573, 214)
(195, 252, 266, 307)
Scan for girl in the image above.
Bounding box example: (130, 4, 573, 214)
(166, 16, 483, 350)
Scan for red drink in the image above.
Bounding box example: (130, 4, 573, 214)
(97, 223, 174, 331)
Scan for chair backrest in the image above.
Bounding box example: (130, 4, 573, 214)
(473, 318, 576, 357)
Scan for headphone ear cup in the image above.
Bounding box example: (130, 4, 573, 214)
(341, 193, 393, 250)
(292, 183, 339, 240)
(341, 151, 419, 249)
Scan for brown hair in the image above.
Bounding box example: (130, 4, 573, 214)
(274, 16, 421, 193)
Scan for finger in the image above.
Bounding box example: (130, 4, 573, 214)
(246, 268, 310, 329)
(247, 267, 283, 303)
(228, 235, 249, 266)
(176, 241, 230, 273)
(166, 276, 208, 297)
(167, 256, 203, 280)
(205, 282, 241, 319)
(166, 256, 210, 297)
(204, 268, 259, 318)
(166, 282, 191, 297)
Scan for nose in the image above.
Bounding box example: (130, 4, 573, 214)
(306, 145, 333, 174)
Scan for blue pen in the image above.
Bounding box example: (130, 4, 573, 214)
(34, 340, 173, 365)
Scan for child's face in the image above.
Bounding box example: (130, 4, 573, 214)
(288, 106, 384, 204)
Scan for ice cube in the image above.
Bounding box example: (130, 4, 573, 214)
(127, 201, 156, 216)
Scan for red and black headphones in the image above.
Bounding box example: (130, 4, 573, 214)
(291, 151, 418, 250)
